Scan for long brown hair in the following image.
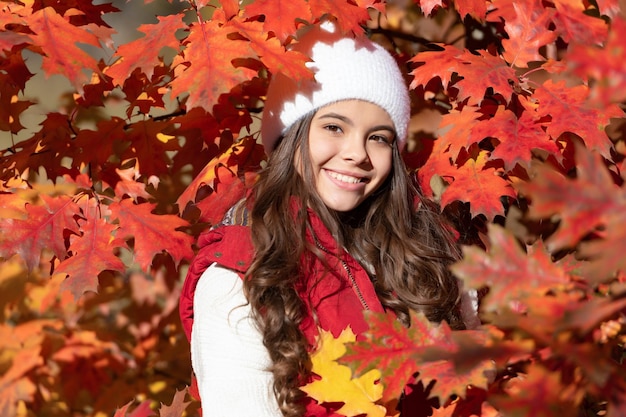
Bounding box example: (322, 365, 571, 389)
(244, 111, 462, 417)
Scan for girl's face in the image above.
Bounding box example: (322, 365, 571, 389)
(303, 99, 395, 212)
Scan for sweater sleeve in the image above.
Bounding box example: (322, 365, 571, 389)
(191, 263, 282, 416)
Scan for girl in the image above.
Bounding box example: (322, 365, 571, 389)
(179, 22, 478, 417)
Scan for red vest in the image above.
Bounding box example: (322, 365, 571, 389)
(179, 210, 385, 416)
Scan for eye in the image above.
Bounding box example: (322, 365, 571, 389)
(323, 124, 343, 135)
(369, 134, 392, 145)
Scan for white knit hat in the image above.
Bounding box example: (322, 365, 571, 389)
(261, 22, 411, 152)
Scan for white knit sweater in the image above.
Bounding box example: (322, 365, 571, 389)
(191, 263, 282, 416)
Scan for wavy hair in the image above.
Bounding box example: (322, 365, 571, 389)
(244, 111, 463, 417)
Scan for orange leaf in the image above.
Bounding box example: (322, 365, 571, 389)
(243, 0, 311, 43)
(106, 14, 186, 87)
(0, 348, 42, 417)
(56, 218, 126, 298)
(440, 152, 515, 220)
(0, 194, 81, 271)
(110, 200, 194, 271)
(27, 7, 101, 93)
(552, 0, 608, 45)
(170, 20, 256, 110)
(308, 0, 370, 34)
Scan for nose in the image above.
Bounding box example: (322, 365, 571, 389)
(341, 133, 369, 165)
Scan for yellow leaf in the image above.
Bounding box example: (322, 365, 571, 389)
(301, 328, 387, 417)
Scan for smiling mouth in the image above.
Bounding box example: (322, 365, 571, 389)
(326, 170, 366, 184)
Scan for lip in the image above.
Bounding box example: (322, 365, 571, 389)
(323, 168, 369, 190)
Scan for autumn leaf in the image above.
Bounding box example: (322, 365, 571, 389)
(27, 7, 103, 93)
(472, 106, 557, 171)
(342, 311, 455, 404)
(517, 144, 623, 252)
(243, 0, 311, 43)
(159, 388, 191, 417)
(454, 49, 517, 105)
(551, 0, 608, 45)
(500, 0, 557, 68)
(0, 348, 42, 417)
(410, 44, 464, 91)
(0, 194, 81, 271)
(451, 224, 571, 312)
(308, 0, 371, 34)
(170, 20, 256, 110)
(56, 218, 126, 298)
(302, 327, 387, 417)
(440, 151, 515, 220)
(109, 200, 194, 271)
(106, 14, 186, 87)
(534, 80, 623, 159)
(418, 358, 494, 402)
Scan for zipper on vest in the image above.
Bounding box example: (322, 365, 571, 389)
(313, 237, 370, 311)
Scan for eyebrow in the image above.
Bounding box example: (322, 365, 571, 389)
(316, 112, 396, 134)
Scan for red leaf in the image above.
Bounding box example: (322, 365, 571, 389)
(534, 80, 623, 159)
(27, 7, 102, 93)
(226, 18, 312, 80)
(170, 20, 256, 111)
(453, 0, 488, 19)
(454, 50, 517, 105)
(473, 106, 558, 170)
(517, 144, 621, 252)
(56, 218, 126, 298)
(437, 107, 483, 161)
(567, 16, 626, 106)
(0, 348, 42, 417)
(500, 1, 557, 68)
(109, 200, 194, 271)
(342, 311, 455, 403)
(243, 0, 311, 43)
(196, 169, 258, 224)
(440, 152, 515, 220)
(106, 14, 186, 87)
(308, 0, 371, 34)
(552, 0, 608, 45)
(0, 194, 81, 271)
(418, 358, 493, 401)
(417, 0, 444, 16)
(451, 224, 571, 312)
(410, 44, 464, 91)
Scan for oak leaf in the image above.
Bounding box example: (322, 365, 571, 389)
(106, 14, 186, 87)
(551, 0, 608, 45)
(534, 80, 623, 159)
(500, 0, 557, 67)
(27, 7, 102, 93)
(302, 327, 387, 417)
(170, 20, 256, 110)
(451, 224, 571, 312)
(159, 388, 191, 417)
(56, 218, 126, 298)
(109, 199, 194, 271)
(0, 194, 81, 271)
(342, 311, 455, 403)
(440, 151, 515, 220)
(243, 0, 311, 43)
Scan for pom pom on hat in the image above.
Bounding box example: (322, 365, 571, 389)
(261, 22, 411, 153)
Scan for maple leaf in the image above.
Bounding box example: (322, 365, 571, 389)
(109, 199, 194, 271)
(440, 151, 515, 220)
(341, 311, 455, 403)
(114, 166, 154, 202)
(106, 14, 186, 87)
(27, 7, 103, 93)
(159, 388, 191, 417)
(500, 1, 557, 67)
(418, 358, 494, 402)
(308, 0, 371, 34)
(417, 0, 444, 16)
(302, 327, 387, 417)
(113, 400, 155, 417)
(56, 218, 126, 298)
(517, 144, 622, 252)
(551, 0, 608, 45)
(410, 44, 464, 91)
(0, 194, 81, 271)
(473, 106, 557, 171)
(227, 18, 312, 80)
(567, 16, 626, 106)
(451, 224, 571, 312)
(170, 20, 256, 111)
(534, 80, 623, 159)
(243, 0, 311, 43)
(453, 0, 488, 19)
(454, 49, 517, 105)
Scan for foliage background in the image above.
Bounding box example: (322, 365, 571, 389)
(0, 0, 625, 416)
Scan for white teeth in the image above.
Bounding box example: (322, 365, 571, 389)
(327, 171, 361, 184)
